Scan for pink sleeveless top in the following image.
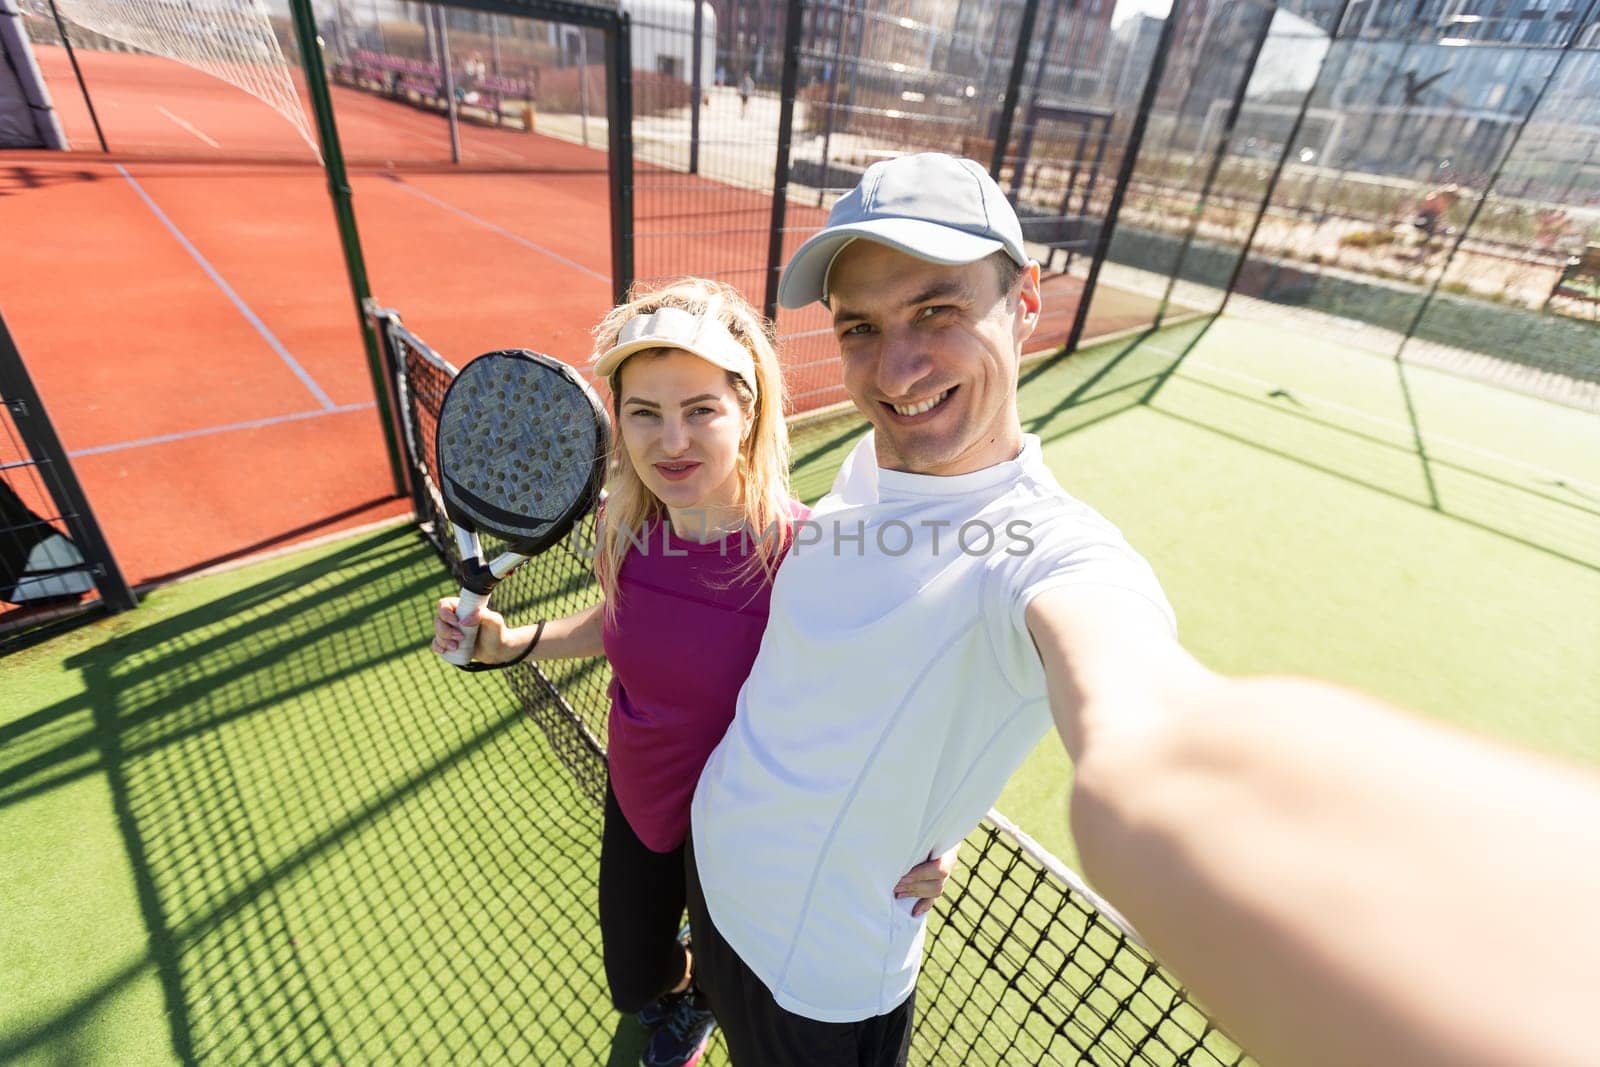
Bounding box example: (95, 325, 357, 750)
(602, 505, 806, 852)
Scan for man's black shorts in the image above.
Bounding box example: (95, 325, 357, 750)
(684, 830, 915, 1066)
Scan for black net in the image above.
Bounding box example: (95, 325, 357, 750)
(917, 815, 1245, 1066)
(381, 310, 612, 805)
(369, 305, 1250, 1065)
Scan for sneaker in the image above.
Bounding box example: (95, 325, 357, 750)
(636, 988, 688, 1029)
(640, 995, 717, 1067)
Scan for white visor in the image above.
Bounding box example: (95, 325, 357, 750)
(593, 304, 757, 399)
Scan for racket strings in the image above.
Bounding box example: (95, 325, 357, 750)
(438, 353, 607, 549)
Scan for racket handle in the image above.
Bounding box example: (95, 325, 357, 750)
(443, 586, 490, 667)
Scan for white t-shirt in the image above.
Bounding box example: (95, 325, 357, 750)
(690, 432, 1175, 1023)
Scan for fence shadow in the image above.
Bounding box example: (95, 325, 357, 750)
(1, 527, 636, 1063)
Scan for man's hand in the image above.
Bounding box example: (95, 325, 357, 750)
(894, 844, 962, 917)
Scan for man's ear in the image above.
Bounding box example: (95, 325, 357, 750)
(1016, 261, 1042, 343)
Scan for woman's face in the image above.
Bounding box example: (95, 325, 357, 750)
(615, 348, 750, 516)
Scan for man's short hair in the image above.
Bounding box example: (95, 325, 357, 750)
(991, 251, 1024, 298)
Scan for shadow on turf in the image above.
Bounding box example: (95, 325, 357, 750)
(0, 526, 656, 1064)
(1149, 353, 1600, 574)
(1015, 317, 1212, 446)
(1014, 313, 1598, 574)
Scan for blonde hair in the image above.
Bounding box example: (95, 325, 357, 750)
(591, 278, 792, 615)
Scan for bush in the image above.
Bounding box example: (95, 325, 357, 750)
(1339, 228, 1398, 249)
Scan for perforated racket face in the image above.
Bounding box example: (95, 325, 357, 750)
(435, 350, 609, 554)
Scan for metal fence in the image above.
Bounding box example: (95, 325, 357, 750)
(26, 0, 1599, 416)
(616, 0, 1238, 413)
(16, 0, 1597, 640)
(608, 0, 1598, 415)
(0, 308, 135, 637)
(1147, 0, 1600, 407)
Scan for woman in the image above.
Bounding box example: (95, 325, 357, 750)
(432, 279, 955, 1067)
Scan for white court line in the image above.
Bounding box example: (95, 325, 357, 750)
(156, 106, 220, 148)
(472, 141, 526, 162)
(1149, 346, 1600, 496)
(116, 164, 337, 411)
(382, 176, 610, 284)
(71, 403, 374, 459)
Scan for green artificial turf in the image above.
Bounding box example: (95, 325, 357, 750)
(2, 531, 642, 1065)
(5, 312, 1596, 1063)
(995, 314, 1600, 867)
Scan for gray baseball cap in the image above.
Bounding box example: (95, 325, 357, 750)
(777, 153, 1028, 309)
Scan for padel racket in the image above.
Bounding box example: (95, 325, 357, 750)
(435, 349, 609, 668)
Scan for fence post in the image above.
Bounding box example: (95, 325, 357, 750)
(0, 311, 136, 612)
(762, 0, 807, 321)
(1156, 0, 1278, 322)
(1009, 0, 1065, 199)
(1217, 0, 1357, 316)
(690, 0, 703, 174)
(816, 0, 853, 206)
(1060, 0, 1187, 359)
(43, 0, 107, 152)
(287, 0, 408, 498)
(607, 14, 636, 305)
(990, 0, 1043, 182)
(434, 5, 462, 164)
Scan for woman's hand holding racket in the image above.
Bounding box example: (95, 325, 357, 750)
(430, 348, 609, 669)
(432, 596, 515, 665)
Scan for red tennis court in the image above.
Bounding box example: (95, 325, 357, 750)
(5, 44, 1157, 606)
(5, 55, 629, 593)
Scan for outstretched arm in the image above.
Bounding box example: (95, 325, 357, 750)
(1027, 585, 1600, 1067)
(433, 598, 605, 665)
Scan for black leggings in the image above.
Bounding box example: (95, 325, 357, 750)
(598, 779, 691, 1014)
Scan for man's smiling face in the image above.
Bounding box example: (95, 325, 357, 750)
(828, 241, 1040, 477)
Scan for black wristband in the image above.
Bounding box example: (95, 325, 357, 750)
(458, 619, 547, 673)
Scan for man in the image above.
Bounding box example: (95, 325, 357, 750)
(1413, 181, 1460, 239)
(687, 154, 1600, 1065)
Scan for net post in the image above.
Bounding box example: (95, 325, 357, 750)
(287, 0, 407, 498)
(1060, 0, 1188, 361)
(761, 0, 807, 322)
(43, 0, 108, 152)
(362, 301, 428, 523)
(0, 310, 136, 612)
(606, 14, 635, 306)
(989, 0, 1042, 182)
